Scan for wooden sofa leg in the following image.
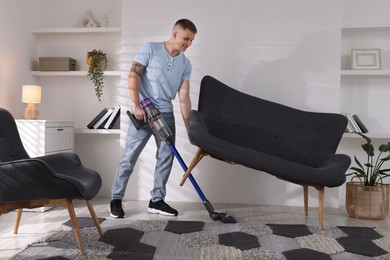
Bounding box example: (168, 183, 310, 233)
(302, 185, 324, 229)
(180, 148, 205, 186)
(86, 200, 104, 236)
(13, 209, 23, 234)
(303, 186, 308, 216)
(65, 199, 85, 253)
(318, 186, 324, 230)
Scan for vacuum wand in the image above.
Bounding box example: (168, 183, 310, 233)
(128, 98, 236, 223)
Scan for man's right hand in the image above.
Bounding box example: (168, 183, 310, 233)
(133, 105, 147, 122)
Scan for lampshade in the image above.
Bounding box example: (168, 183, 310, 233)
(22, 85, 42, 103)
(22, 85, 42, 120)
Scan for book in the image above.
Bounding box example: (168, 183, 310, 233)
(342, 113, 369, 133)
(344, 120, 353, 133)
(353, 114, 369, 133)
(346, 113, 362, 133)
(104, 105, 121, 129)
(93, 108, 113, 129)
(87, 108, 109, 129)
(342, 113, 358, 133)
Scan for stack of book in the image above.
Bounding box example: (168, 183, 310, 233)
(343, 113, 368, 133)
(87, 105, 121, 129)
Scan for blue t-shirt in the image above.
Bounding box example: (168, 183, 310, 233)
(134, 42, 192, 113)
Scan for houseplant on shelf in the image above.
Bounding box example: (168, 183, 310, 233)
(87, 49, 107, 102)
(346, 132, 390, 219)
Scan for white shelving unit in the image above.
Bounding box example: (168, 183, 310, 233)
(32, 27, 121, 35)
(343, 132, 390, 139)
(32, 26, 121, 76)
(74, 128, 120, 135)
(340, 24, 390, 139)
(31, 71, 121, 76)
(32, 26, 122, 133)
(342, 23, 390, 31)
(341, 70, 390, 76)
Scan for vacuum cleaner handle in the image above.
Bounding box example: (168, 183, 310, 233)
(127, 110, 149, 130)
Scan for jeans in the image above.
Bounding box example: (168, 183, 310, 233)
(111, 112, 175, 202)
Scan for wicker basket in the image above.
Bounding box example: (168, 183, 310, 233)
(346, 181, 389, 220)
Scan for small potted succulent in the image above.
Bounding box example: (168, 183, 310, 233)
(87, 49, 107, 102)
(345, 132, 390, 219)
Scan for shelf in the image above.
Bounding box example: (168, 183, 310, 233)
(32, 27, 121, 35)
(75, 128, 120, 135)
(343, 132, 390, 139)
(31, 71, 121, 76)
(342, 24, 390, 31)
(341, 70, 390, 76)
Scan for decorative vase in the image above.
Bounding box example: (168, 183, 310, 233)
(346, 181, 389, 220)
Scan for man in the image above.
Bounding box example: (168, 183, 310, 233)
(110, 19, 197, 218)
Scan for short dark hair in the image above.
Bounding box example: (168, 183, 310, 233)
(174, 19, 197, 34)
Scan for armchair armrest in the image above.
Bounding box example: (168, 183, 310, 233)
(0, 158, 80, 202)
(35, 152, 102, 200)
(35, 152, 82, 173)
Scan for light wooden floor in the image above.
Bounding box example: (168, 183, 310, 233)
(1, 196, 389, 259)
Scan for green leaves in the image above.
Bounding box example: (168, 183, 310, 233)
(349, 133, 390, 186)
(362, 143, 374, 156)
(379, 143, 390, 153)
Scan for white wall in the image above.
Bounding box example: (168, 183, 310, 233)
(121, 0, 344, 207)
(342, 0, 390, 26)
(0, 0, 37, 115)
(34, 0, 121, 28)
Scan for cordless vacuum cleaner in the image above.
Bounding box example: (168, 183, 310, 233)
(127, 98, 236, 223)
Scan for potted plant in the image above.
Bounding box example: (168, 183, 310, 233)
(346, 132, 390, 219)
(87, 49, 107, 102)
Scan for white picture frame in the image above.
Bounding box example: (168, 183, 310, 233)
(351, 49, 381, 70)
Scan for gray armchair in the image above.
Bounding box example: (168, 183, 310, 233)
(181, 76, 351, 229)
(0, 107, 103, 253)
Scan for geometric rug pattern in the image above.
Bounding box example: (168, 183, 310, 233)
(11, 217, 390, 259)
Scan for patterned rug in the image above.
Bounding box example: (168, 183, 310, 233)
(12, 217, 390, 259)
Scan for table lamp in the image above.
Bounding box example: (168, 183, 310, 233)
(22, 85, 42, 120)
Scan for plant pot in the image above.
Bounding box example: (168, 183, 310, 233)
(86, 54, 106, 72)
(86, 54, 92, 65)
(346, 181, 389, 219)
